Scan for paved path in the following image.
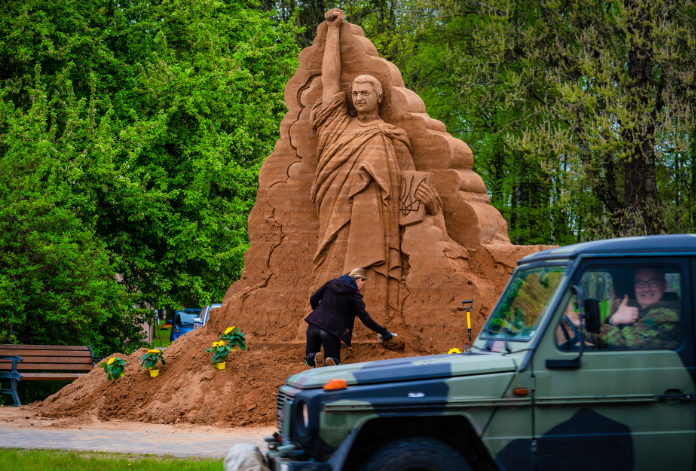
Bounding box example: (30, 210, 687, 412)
(0, 410, 274, 458)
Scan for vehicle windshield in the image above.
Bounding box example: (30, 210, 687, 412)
(176, 311, 198, 326)
(482, 265, 567, 342)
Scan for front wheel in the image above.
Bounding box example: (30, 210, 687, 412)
(360, 437, 472, 471)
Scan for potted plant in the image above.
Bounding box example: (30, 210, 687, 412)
(206, 340, 231, 369)
(219, 326, 247, 351)
(140, 349, 166, 377)
(100, 357, 127, 380)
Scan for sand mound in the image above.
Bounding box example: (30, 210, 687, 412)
(35, 322, 432, 426)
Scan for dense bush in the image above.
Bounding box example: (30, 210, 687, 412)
(0, 0, 299, 350)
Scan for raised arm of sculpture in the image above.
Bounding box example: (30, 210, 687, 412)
(322, 8, 344, 101)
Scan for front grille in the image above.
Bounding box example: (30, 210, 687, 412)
(276, 389, 294, 430)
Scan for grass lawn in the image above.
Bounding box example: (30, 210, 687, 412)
(0, 448, 223, 470)
(152, 325, 172, 349)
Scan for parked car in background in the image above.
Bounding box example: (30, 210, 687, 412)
(194, 303, 222, 329)
(170, 308, 201, 342)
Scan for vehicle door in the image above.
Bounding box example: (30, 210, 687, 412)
(532, 258, 695, 471)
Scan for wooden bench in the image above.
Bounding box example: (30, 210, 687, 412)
(0, 344, 99, 406)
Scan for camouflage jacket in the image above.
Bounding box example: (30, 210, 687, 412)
(596, 301, 681, 350)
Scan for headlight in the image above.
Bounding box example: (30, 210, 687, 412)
(294, 400, 309, 436)
(302, 402, 309, 428)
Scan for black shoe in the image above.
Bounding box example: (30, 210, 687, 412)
(325, 357, 338, 366)
(314, 352, 325, 367)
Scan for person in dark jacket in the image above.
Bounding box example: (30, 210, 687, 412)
(305, 268, 395, 367)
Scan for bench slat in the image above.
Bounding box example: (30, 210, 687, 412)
(20, 373, 86, 381)
(0, 344, 91, 351)
(0, 363, 94, 371)
(0, 356, 95, 365)
(0, 349, 93, 358)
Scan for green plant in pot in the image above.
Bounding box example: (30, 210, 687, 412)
(220, 326, 246, 351)
(140, 349, 166, 377)
(206, 340, 231, 369)
(100, 357, 127, 380)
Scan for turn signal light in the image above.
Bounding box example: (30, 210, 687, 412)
(513, 388, 529, 396)
(324, 379, 348, 390)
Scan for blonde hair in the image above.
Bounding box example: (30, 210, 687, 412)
(352, 75, 383, 101)
(348, 268, 368, 280)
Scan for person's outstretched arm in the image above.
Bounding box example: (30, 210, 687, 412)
(322, 8, 344, 101)
(352, 294, 391, 338)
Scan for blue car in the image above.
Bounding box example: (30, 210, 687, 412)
(170, 308, 201, 342)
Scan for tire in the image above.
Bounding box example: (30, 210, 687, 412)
(360, 437, 472, 471)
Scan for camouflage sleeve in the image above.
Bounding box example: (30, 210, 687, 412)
(597, 308, 681, 350)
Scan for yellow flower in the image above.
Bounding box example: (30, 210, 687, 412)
(447, 348, 461, 355)
(107, 357, 115, 365)
(224, 326, 236, 335)
(148, 349, 160, 354)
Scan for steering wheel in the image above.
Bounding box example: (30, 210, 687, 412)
(557, 315, 583, 351)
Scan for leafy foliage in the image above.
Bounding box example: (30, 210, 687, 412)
(395, 0, 696, 241)
(0, 0, 299, 350)
(205, 340, 232, 365)
(100, 357, 128, 380)
(139, 349, 165, 370)
(219, 325, 247, 350)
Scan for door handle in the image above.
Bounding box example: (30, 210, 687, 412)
(658, 391, 694, 402)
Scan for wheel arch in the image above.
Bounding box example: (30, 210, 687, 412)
(340, 415, 499, 471)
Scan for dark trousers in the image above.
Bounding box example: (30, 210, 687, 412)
(306, 323, 341, 365)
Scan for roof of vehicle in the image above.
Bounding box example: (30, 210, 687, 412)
(519, 234, 696, 265)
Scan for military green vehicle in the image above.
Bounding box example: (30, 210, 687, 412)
(266, 235, 695, 471)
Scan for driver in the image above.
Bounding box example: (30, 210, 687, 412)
(596, 267, 680, 350)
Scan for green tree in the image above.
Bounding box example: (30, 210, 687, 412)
(394, 0, 696, 242)
(0, 0, 299, 347)
(0, 80, 147, 354)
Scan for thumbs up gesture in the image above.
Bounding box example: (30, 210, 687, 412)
(608, 295, 639, 326)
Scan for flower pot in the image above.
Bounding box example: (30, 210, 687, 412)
(215, 362, 226, 370)
(149, 369, 160, 377)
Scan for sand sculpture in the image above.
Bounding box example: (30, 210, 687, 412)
(216, 8, 549, 349)
(37, 10, 552, 426)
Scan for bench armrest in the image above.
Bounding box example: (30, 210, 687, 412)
(0, 355, 23, 363)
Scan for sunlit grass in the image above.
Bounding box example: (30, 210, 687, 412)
(0, 448, 223, 471)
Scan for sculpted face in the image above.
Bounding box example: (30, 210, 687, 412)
(634, 268, 666, 309)
(351, 82, 380, 116)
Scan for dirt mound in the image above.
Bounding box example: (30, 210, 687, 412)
(35, 321, 435, 426)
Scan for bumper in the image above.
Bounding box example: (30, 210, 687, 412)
(266, 450, 331, 471)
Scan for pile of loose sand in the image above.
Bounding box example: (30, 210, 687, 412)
(36, 323, 419, 426)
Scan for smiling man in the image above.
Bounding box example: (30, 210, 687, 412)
(598, 267, 682, 350)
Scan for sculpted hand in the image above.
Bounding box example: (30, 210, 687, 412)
(416, 183, 440, 215)
(325, 8, 345, 27)
(608, 295, 639, 325)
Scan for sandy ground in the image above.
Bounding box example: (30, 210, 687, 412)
(0, 406, 274, 458)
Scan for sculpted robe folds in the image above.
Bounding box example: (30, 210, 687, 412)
(310, 91, 409, 313)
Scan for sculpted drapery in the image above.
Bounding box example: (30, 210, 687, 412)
(309, 90, 412, 315)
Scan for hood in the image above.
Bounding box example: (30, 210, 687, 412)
(286, 352, 518, 389)
(331, 276, 358, 294)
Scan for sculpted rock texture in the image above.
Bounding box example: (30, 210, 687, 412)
(216, 14, 550, 350)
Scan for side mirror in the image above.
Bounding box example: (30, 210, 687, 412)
(584, 298, 601, 334)
(193, 318, 203, 324)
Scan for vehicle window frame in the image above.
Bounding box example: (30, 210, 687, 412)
(553, 258, 690, 353)
(480, 263, 570, 343)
